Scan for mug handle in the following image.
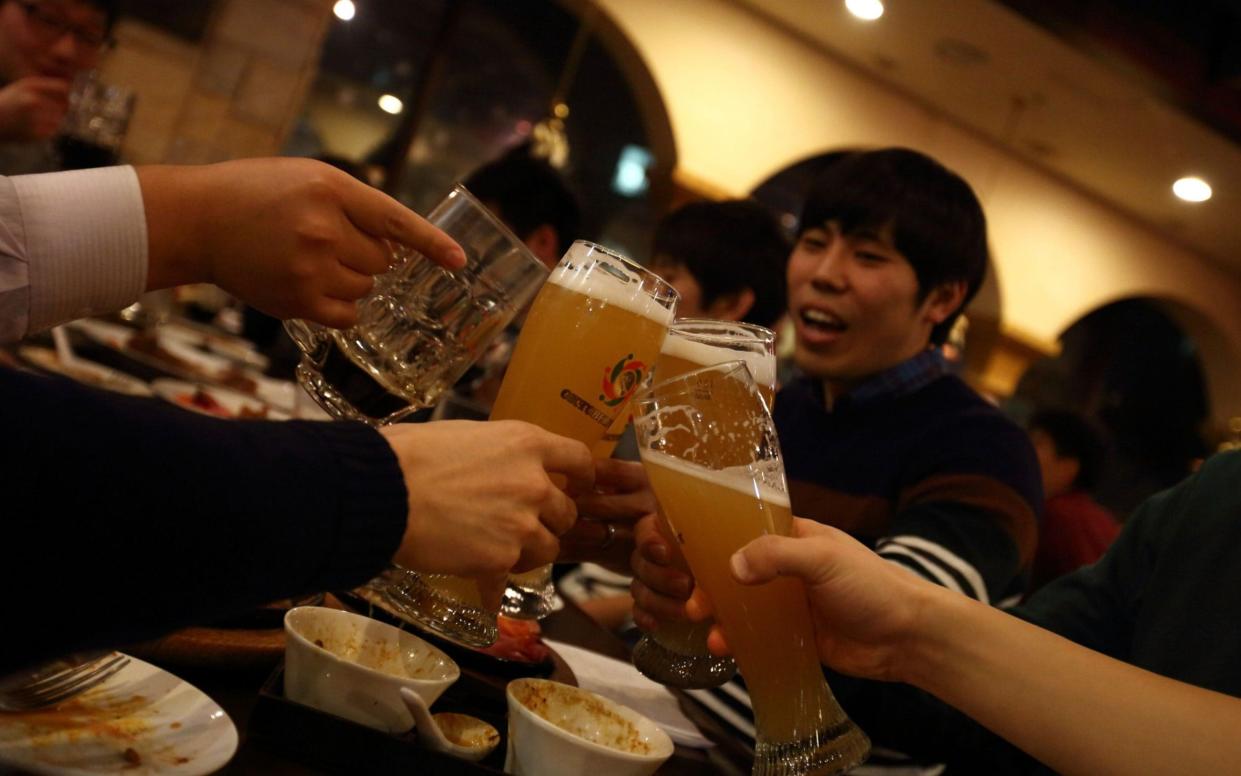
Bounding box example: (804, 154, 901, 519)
(284, 318, 329, 358)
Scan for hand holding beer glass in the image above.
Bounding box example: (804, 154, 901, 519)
(388, 241, 678, 644)
(633, 362, 870, 775)
(285, 184, 548, 426)
(283, 185, 549, 646)
(630, 319, 776, 689)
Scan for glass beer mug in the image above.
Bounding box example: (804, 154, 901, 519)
(285, 185, 549, 646)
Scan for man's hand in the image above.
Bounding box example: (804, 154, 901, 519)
(559, 459, 656, 573)
(0, 77, 69, 141)
(629, 512, 696, 631)
(138, 158, 466, 329)
(380, 420, 593, 579)
(695, 518, 933, 682)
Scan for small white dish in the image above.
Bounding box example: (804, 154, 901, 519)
(0, 654, 238, 775)
(18, 346, 153, 397)
(284, 607, 460, 733)
(504, 678, 674, 776)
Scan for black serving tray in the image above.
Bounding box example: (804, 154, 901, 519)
(249, 663, 508, 775)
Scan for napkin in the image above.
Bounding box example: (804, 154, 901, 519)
(543, 639, 715, 749)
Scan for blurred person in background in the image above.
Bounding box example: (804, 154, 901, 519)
(0, 0, 115, 173)
(1026, 409, 1119, 595)
(649, 198, 789, 330)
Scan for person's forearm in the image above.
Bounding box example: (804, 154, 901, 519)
(903, 589, 1241, 775)
(135, 165, 215, 290)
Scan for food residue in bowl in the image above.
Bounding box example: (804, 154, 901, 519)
(434, 712, 500, 749)
(305, 626, 450, 680)
(511, 681, 652, 755)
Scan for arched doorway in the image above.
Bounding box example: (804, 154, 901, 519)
(1010, 298, 1212, 516)
(285, 0, 676, 258)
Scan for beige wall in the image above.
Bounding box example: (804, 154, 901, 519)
(594, 0, 1241, 423)
(101, 0, 333, 165)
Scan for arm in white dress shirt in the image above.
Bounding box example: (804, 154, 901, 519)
(0, 157, 465, 343)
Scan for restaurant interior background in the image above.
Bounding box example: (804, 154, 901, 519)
(100, 0, 1241, 515)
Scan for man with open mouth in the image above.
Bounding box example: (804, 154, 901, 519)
(631, 147, 1044, 774)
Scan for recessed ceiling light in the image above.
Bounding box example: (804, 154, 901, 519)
(333, 0, 356, 21)
(378, 94, 403, 115)
(1173, 176, 1212, 203)
(845, 0, 884, 21)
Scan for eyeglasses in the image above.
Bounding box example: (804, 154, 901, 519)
(14, 0, 109, 49)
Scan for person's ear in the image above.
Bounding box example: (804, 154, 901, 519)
(705, 288, 756, 322)
(524, 224, 560, 269)
(922, 280, 968, 325)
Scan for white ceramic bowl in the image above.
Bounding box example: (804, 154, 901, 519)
(284, 606, 459, 733)
(504, 678, 674, 776)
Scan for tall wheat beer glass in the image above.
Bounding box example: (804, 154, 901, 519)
(493, 241, 678, 618)
(633, 362, 869, 775)
(628, 320, 775, 689)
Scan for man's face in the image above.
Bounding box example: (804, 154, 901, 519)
(786, 221, 956, 393)
(0, 0, 106, 82)
(651, 257, 706, 319)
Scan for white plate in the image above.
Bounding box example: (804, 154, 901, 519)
(0, 654, 238, 775)
(18, 346, 153, 397)
(542, 639, 715, 749)
(151, 379, 288, 420)
(160, 322, 269, 371)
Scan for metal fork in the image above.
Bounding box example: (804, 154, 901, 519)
(0, 652, 131, 712)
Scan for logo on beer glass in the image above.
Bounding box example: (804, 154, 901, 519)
(599, 354, 646, 408)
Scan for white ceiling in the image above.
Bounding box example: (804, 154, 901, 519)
(732, 0, 1241, 276)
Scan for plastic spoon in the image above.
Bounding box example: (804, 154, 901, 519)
(399, 687, 500, 762)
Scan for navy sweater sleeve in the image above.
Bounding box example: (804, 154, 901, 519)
(1, 367, 408, 673)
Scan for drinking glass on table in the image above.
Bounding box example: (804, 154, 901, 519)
(628, 319, 775, 689)
(632, 361, 870, 776)
(284, 185, 548, 648)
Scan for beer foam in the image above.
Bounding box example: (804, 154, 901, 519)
(549, 243, 676, 326)
(639, 449, 790, 508)
(660, 336, 776, 391)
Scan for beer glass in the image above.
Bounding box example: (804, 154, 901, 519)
(284, 185, 548, 649)
(496, 241, 678, 619)
(630, 320, 775, 689)
(633, 362, 870, 776)
(285, 184, 548, 426)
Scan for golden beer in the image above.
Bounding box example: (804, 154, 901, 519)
(631, 321, 776, 688)
(633, 362, 869, 775)
(491, 242, 677, 619)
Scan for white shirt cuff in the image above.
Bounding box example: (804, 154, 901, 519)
(14, 165, 147, 334)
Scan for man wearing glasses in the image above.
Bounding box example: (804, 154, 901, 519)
(0, 0, 113, 174)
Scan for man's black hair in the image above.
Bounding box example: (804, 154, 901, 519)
(463, 146, 580, 256)
(1029, 409, 1108, 491)
(799, 147, 989, 346)
(652, 199, 790, 329)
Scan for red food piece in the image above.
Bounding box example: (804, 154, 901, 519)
(476, 616, 550, 664)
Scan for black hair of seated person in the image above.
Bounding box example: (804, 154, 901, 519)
(1029, 409, 1109, 490)
(67, 0, 119, 31)
(653, 199, 790, 329)
(463, 146, 581, 256)
(800, 147, 989, 346)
